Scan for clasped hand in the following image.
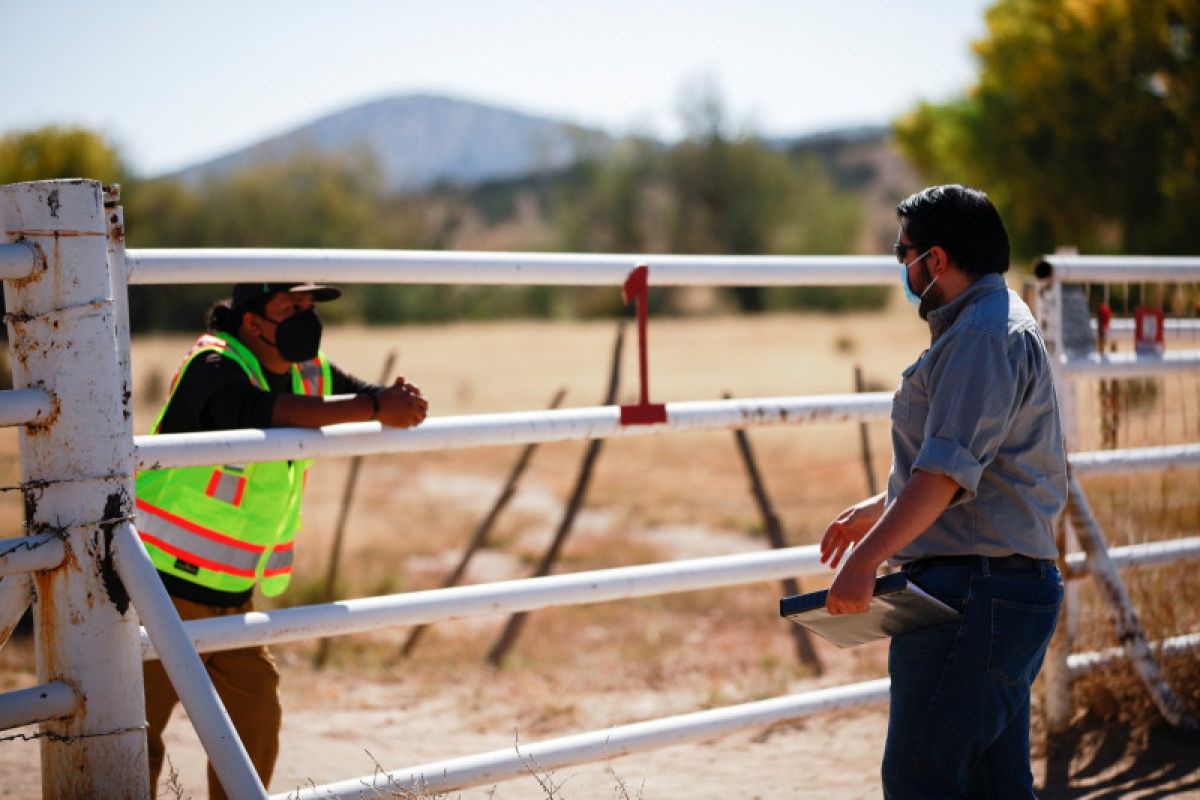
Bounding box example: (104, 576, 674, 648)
(376, 376, 428, 428)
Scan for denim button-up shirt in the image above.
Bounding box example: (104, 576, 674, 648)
(888, 273, 1066, 564)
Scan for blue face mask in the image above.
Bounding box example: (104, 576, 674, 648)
(900, 249, 936, 308)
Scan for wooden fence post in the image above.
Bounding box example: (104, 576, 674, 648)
(725, 392, 824, 674)
(486, 322, 625, 666)
(399, 387, 567, 658)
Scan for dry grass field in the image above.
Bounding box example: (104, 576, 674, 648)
(2, 289, 1199, 798)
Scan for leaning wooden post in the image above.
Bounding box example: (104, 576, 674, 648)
(312, 350, 397, 668)
(487, 321, 624, 666)
(725, 393, 823, 674)
(0, 179, 149, 797)
(1065, 472, 1198, 731)
(400, 387, 567, 658)
(0, 574, 33, 650)
(853, 365, 878, 496)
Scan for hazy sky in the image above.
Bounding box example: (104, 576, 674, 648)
(1, 1, 994, 176)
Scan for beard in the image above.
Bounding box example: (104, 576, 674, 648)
(917, 275, 945, 320)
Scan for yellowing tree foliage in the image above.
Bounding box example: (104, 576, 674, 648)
(895, 0, 1200, 256)
(0, 126, 128, 185)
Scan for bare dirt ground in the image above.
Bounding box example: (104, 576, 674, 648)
(3, 298, 1199, 797)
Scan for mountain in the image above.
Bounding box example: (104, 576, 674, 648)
(170, 94, 610, 193)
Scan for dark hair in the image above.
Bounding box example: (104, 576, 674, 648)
(206, 293, 272, 334)
(896, 185, 1010, 277)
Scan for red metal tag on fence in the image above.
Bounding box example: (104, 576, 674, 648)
(1134, 307, 1164, 355)
(619, 264, 667, 425)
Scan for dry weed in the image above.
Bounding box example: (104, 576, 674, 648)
(161, 756, 191, 800)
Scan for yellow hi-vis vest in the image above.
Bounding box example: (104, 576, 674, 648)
(134, 332, 332, 597)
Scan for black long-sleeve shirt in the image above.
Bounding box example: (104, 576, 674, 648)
(156, 349, 374, 434)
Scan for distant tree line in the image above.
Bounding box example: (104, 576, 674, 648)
(0, 92, 883, 332)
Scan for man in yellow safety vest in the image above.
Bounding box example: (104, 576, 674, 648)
(136, 283, 427, 799)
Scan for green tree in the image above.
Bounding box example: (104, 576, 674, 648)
(123, 151, 434, 331)
(668, 83, 792, 259)
(554, 137, 661, 254)
(895, 0, 1200, 256)
(549, 81, 876, 314)
(668, 81, 867, 311)
(0, 126, 129, 185)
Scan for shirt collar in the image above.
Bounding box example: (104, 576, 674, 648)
(927, 273, 1007, 341)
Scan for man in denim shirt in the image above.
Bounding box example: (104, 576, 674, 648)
(820, 185, 1066, 798)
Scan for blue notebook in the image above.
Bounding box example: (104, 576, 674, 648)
(779, 572, 961, 648)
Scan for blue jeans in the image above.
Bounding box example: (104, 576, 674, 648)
(883, 557, 1062, 799)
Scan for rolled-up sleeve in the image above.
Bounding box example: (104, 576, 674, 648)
(912, 327, 1025, 503)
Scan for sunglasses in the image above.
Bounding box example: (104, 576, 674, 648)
(894, 242, 914, 263)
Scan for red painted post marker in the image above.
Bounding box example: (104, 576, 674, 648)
(619, 264, 667, 425)
(1134, 306, 1165, 355)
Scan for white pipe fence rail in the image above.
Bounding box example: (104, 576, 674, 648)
(125, 249, 898, 286)
(1062, 350, 1200, 379)
(1063, 537, 1200, 580)
(134, 407, 1200, 475)
(1067, 632, 1200, 678)
(138, 538, 1200, 660)
(142, 545, 824, 659)
(0, 681, 77, 733)
(0, 388, 54, 428)
(0, 534, 65, 577)
(134, 394, 894, 470)
(2, 179, 1198, 797)
(1034, 254, 1200, 283)
(0, 242, 37, 280)
(1093, 318, 1200, 339)
(280, 678, 896, 800)
(1069, 443, 1200, 476)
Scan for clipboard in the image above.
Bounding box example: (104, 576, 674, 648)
(779, 572, 961, 648)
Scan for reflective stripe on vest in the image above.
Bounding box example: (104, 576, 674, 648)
(263, 542, 294, 577)
(205, 466, 247, 506)
(135, 497, 264, 577)
(296, 357, 325, 396)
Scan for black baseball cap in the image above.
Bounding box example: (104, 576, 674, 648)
(231, 282, 342, 311)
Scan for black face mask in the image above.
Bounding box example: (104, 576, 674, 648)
(260, 309, 322, 362)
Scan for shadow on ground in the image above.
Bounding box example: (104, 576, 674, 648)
(1039, 719, 1200, 799)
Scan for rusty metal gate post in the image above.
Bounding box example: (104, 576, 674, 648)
(1, 180, 150, 798)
